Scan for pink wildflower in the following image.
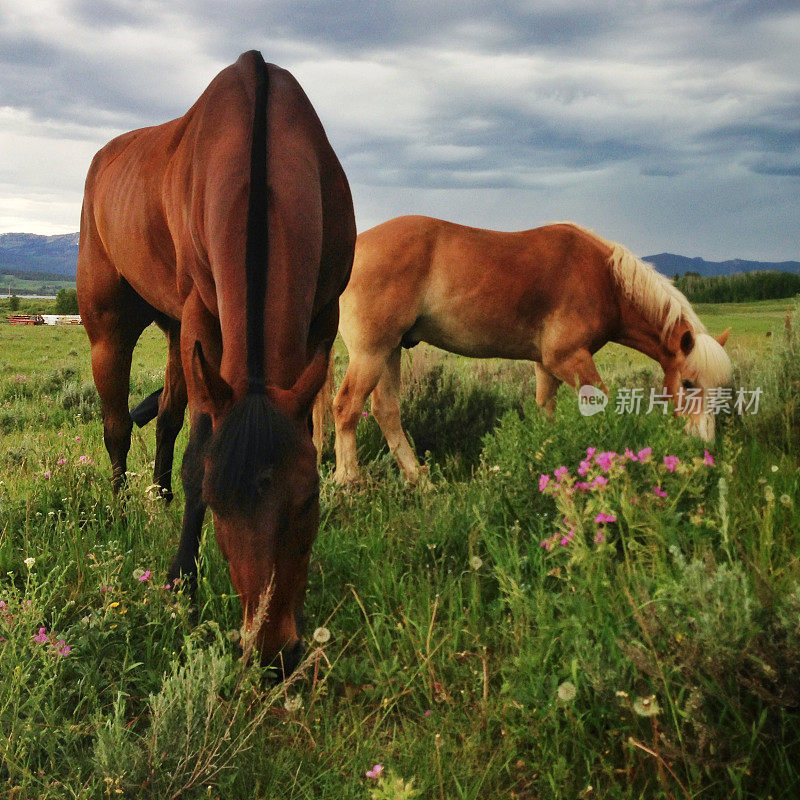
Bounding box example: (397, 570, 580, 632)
(75, 437, 82, 443)
(138, 570, 152, 583)
(554, 466, 569, 483)
(637, 447, 652, 462)
(540, 539, 552, 551)
(33, 627, 48, 644)
(590, 475, 608, 489)
(559, 522, 576, 546)
(57, 458, 67, 466)
(43, 471, 51, 479)
(424, 709, 432, 717)
(586, 447, 596, 459)
(663, 455, 680, 473)
(366, 764, 384, 780)
(362, 411, 369, 418)
(55, 640, 71, 657)
(538, 474, 551, 492)
(595, 451, 617, 471)
(703, 450, 715, 466)
(594, 531, 605, 544)
(624, 448, 638, 461)
(594, 512, 617, 524)
(574, 481, 591, 492)
(577, 459, 592, 476)
(653, 486, 668, 498)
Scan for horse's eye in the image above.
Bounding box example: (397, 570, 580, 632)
(682, 380, 694, 390)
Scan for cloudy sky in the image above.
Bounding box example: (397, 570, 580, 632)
(1, 0, 798, 260)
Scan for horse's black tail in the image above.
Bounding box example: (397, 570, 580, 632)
(130, 387, 163, 427)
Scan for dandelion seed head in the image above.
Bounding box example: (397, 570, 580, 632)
(284, 695, 303, 713)
(633, 695, 661, 717)
(557, 681, 577, 702)
(313, 626, 331, 644)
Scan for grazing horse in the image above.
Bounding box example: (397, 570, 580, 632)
(78, 51, 355, 675)
(320, 215, 730, 485)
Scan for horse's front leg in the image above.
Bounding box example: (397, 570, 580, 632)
(544, 349, 608, 397)
(166, 412, 210, 594)
(167, 289, 221, 593)
(533, 362, 563, 419)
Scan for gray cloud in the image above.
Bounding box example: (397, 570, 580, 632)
(0, 1, 797, 259)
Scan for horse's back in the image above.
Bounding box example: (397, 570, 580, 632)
(342, 215, 618, 360)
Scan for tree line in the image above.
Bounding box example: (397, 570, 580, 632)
(673, 270, 800, 303)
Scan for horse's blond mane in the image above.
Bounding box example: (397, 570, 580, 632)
(557, 222, 706, 338)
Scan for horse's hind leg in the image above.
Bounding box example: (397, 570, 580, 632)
(333, 349, 387, 484)
(83, 291, 152, 494)
(153, 323, 187, 502)
(534, 362, 562, 419)
(370, 347, 420, 483)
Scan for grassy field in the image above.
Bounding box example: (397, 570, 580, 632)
(0, 298, 799, 798)
(2, 275, 75, 296)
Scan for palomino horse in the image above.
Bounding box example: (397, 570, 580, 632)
(78, 52, 355, 675)
(321, 215, 730, 485)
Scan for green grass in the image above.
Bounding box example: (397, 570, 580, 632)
(0, 301, 799, 798)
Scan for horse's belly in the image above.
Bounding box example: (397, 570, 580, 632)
(414, 314, 539, 360)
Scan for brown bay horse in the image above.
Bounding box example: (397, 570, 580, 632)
(78, 51, 355, 674)
(320, 215, 730, 485)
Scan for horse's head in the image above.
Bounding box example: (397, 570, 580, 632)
(663, 324, 732, 441)
(192, 343, 327, 677)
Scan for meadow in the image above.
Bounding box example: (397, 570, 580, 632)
(0, 296, 799, 799)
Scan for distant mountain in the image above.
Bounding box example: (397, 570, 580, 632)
(0, 232, 79, 277)
(644, 253, 800, 278)
(2, 232, 798, 281)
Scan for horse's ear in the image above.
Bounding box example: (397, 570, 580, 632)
(716, 327, 731, 347)
(269, 349, 329, 419)
(680, 329, 695, 356)
(192, 341, 233, 415)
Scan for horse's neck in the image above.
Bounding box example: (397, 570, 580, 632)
(614, 302, 674, 368)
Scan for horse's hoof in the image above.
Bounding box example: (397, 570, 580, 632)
(333, 469, 362, 487)
(407, 466, 432, 491)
